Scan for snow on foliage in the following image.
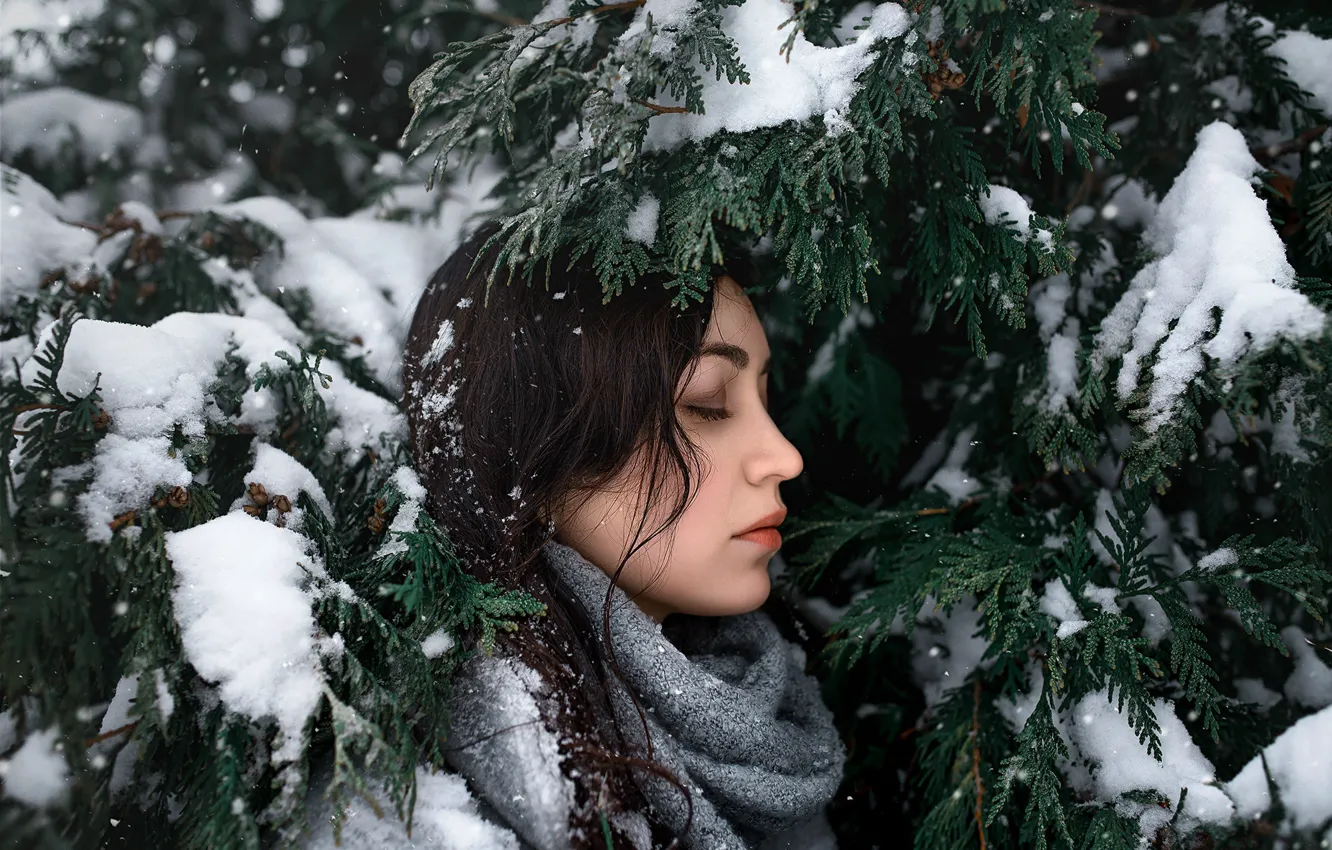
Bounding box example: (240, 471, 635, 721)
(640, 0, 910, 150)
(1, 166, 98, 314)
(0, 87, 145, 170)
(978, 185, 1034, 240)
(625, 194, 661, 245)
(166, 510, 329, 764)
(210, 196, 453, 396)
(1091, 121, 1326, 434)
(1225, 704, 1332, 832)
(12, 310, 395, 542)
(1064, 692, 1235, 829)
(304, 766, 519, 850)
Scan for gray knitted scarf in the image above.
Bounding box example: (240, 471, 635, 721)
(542, 540, 846, 849)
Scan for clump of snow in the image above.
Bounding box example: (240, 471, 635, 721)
(1, 166, 98, 314)
(1280, 626, 1332, 709)
(641, 0, 910, 150)
(625, 194, 660, 245)
(0, 727, 70, 808)
(1040, 578, 1090, 639)
(421, 629, 457, 659)
(1196, 547, 1238, 572)
(1265, 30, 1332, 116)
(1066, 691, 1234, 827)
(1225, 703, 1332, 831)
(167, 511, 327, 764)
(978, 185, 1034, 240)
(1091, 121, 1326, 434)
(305, 765, 518, 850)
(0, 87, 144, 171)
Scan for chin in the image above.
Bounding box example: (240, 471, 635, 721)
(693, 573, 771, 617)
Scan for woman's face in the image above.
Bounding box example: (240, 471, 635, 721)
(551, 275, 804, 623)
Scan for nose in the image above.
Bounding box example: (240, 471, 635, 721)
(745, 408, 804, 485)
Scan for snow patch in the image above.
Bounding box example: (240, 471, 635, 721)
(1091, 122, 1325, 434)
(1225, 703, 1332, 831)
(167, 512, 327, 764)
(640, 0, 910, 150)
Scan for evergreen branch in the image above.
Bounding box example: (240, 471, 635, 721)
(988, 677, 1072, 850)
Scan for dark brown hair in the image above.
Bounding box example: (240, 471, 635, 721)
(402, 220, 755, 847)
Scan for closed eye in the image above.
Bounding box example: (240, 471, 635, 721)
(686, 405, 732, 422)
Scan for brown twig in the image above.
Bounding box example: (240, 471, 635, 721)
(637, 99, 689, 115)
(85, 721, 139, 748)
(971, 679, 987, 850)
(1251, 124, 1329, 165)
(543, 0, 644, 27)
(916, 496, 982, 517)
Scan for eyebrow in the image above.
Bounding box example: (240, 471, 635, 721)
(699, 342, 771, 375)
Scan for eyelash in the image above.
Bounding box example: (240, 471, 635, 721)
(686, 405, 733, 422)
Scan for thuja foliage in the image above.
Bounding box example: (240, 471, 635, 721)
(0, 197, 544, 848)
(3, 0, 1332, 848)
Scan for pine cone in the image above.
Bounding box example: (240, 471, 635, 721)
(367, 514, 385, 534)
(109, 510, 137, 532)
(199, 231, 217, 250)
(168, 486, 190, 509)
(273, 494, 292, 513)
(247, 482, 269, 507)
(373, 497, 387, 517)
(129, 233, 164, 265)
(91, 409, 111, 430)
(242, 504, 263, 518)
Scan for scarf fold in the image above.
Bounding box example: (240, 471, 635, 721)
(541, 540, 846, 849)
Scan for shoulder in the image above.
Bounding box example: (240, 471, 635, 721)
(444, 651, 576, 850)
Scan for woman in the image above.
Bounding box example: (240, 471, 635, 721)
(401, 221, 846, 850)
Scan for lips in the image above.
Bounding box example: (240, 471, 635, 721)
(735, 508, 786, 551)
(738, 508, 787, 536)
